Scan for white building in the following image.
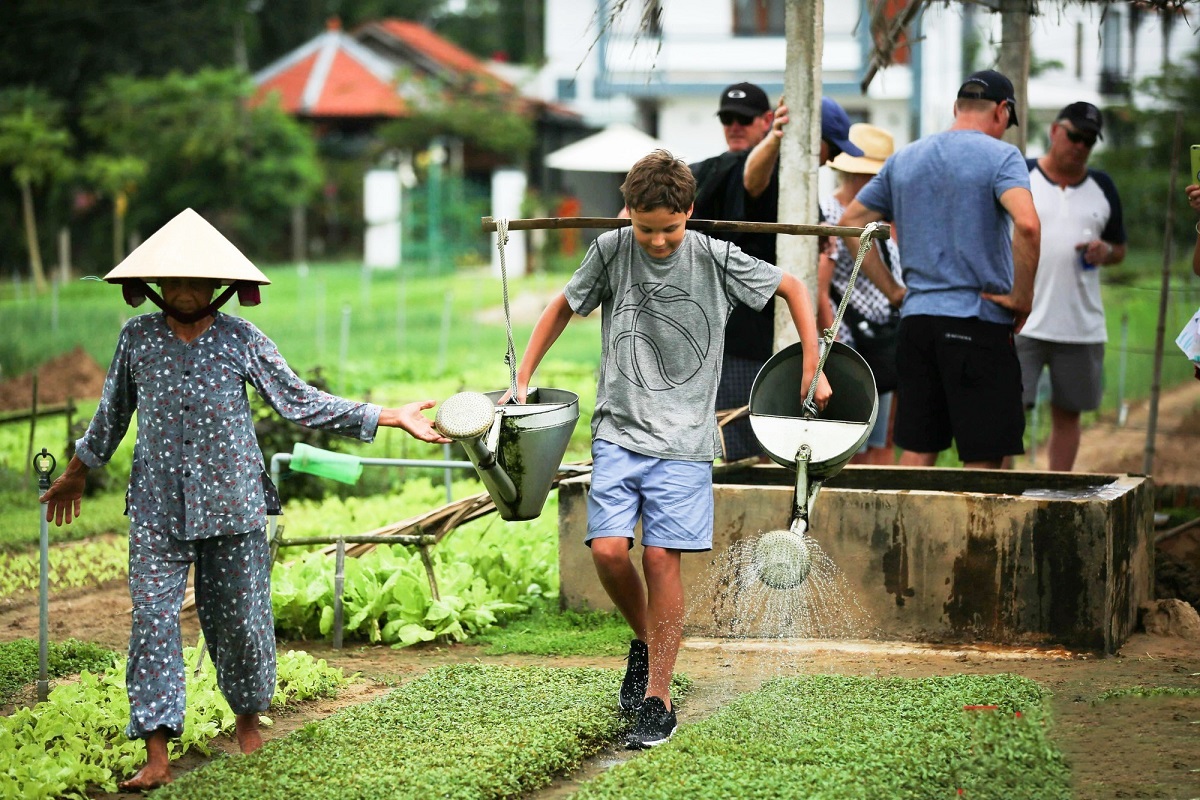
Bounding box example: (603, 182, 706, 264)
(536, 0, 1198, 168)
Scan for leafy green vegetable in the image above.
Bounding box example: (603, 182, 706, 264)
(271, 487, 558, 647)
(473, 600, 633, 657)
(575, 674, 1070, 800)
(0, 537, 127, 600)
(1094, 685, 1200, 702)
(0, 638, 117, 706)
(0, 646, 346, 799)
(151, 664, 690, 800)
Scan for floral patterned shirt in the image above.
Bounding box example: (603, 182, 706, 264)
(75, 312, 381, 540)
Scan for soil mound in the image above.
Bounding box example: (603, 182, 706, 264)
(0, 346, 107, 412)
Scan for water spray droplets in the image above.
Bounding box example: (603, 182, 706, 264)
(695, 531, 873, 641)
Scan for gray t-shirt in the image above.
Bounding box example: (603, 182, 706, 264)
(564, 227, 783, 460)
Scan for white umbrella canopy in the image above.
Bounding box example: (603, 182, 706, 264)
(545, 123, 680, 173)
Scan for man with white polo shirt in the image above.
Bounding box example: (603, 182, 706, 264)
(1018, 101, 1126, 471)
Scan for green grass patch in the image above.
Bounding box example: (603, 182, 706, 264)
(474, 602, 633, 657)
(576, 674, 1070, 800)
(0, 638, 117, 707)
(151, 664, 688, 800)
(0, 646, 347, 799)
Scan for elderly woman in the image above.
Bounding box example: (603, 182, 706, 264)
(40, 209, 449, 790)
(817, 123, 904, 465)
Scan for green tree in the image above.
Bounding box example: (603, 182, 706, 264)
(82, 68, 322, 255)
(1093, 45, 1200, 252)
(81, 154, 148, 266)
(0, 90, 73, 293)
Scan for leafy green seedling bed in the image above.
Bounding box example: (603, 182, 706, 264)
(152, 664, 689, 800)
(0, 646, 346, 800)
(0, 638, 116, 706)
(474, 603, 633, 657)
(576, 673, 1071, 800)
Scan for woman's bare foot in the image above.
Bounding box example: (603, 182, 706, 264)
(118, 762, 172, 791)
(119, 729, 172, 791)
(235, 712, 263, 754)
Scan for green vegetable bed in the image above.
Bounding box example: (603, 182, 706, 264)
(577, 674, 1070, 800)
(153, 664, 687, 800)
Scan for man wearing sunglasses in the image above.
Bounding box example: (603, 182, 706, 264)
(1016, 101, 1126, 471)
(839, 69, 1040, 470)
(689, 82, 776, 461)
(691, 83, 862, 460)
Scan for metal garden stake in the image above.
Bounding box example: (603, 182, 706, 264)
(33, 447, 56, 702)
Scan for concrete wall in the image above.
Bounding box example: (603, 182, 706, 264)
(559, 466, 1154, 654)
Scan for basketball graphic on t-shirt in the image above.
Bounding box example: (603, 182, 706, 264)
(613, 283, 711, 390)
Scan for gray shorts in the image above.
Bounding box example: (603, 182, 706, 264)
(1016, 336, 1105, 412)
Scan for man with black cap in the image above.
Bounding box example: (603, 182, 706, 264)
(692, 85, 863, 461)
(1016, 101, 1126, 471)
(687, 82, 775, 461)
(839, 69, 1041, 470)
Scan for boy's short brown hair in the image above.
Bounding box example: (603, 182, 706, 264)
(620, 149, 696, 213)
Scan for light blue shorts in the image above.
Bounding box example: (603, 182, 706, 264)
(586, 439, 714, 551)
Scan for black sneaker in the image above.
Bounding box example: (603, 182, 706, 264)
(618, 639, 649, 713)
(626, 695, 676, 749)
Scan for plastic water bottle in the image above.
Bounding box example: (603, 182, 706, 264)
(1079, 227, 1097, 271)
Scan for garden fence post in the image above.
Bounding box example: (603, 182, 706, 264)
(33, 448, 56, 703)
(1117, 314, 1129, 427)
(333, 537, 346, 649)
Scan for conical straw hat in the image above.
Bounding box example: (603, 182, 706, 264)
(104, 208, 270, 285)
(828, 123, 894, 175)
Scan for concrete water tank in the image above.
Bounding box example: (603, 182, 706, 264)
(557, 466, 1154, 653)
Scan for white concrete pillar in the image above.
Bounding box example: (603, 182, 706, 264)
(490, 169, 528, 278)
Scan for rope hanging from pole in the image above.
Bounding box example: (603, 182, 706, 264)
(495, 217, 520, 402)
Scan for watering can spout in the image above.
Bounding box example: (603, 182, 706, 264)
(435, 389, 579, 521)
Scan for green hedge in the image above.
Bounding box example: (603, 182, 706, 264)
(576, 673, 1070, 800)
(152, 664, 689, 800)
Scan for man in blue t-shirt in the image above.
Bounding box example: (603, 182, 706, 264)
(1018, 102, 1125, 472)
(839, 70, 1041, 468)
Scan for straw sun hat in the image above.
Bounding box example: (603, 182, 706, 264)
(829, 123, 894, 175)
(103, 208, 270, 318)
(104, 208, 270, 286)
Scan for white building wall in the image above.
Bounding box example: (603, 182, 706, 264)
(540, 1, 1197, 169)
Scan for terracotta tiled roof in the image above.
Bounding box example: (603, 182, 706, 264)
(371, 19, 510, 87)
(252, 20, 404, 118)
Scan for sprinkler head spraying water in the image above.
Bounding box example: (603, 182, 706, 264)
(753, 520, 813, 590)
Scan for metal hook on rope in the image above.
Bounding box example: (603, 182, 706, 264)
(801, 221, 885, 416)
(495, 218, 521, 403)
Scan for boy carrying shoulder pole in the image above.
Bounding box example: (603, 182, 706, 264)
(511, 150, 831, 749)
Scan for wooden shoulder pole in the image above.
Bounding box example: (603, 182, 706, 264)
(480, 216, 890, 240)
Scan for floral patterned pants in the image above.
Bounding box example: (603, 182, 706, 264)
(125, 526, 276, 739)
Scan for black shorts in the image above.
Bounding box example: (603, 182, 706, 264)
(893, 315, 1025, 463)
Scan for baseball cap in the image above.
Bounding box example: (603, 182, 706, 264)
(717, 82, 770, 118)
(956, 69, 1019, 128)
(1055, 101, 1104, 139)
(821, 97, 864, 158)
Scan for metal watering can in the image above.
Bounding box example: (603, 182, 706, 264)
(435, 388, 579, 521)
(748, 340, 878, 589)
